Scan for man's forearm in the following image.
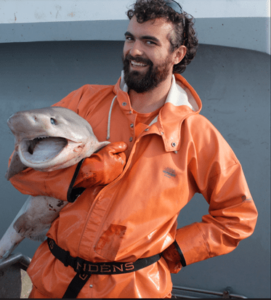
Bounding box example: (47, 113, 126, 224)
(9, 165, 77, 201)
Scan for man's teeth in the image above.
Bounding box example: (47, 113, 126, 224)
(131, 61, 147, 67)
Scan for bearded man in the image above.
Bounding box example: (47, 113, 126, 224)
(10, 0, 258, 298)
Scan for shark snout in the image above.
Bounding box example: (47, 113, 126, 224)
(7, 112, 46, 134)
(7, 113, 23, 132)
(7, 114, 15, 127)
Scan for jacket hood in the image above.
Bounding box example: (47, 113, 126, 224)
(116, 70, 202, 113)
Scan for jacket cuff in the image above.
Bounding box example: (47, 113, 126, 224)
(175, 223, 210, 266)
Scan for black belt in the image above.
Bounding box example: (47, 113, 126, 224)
(47, 238, 161, 298)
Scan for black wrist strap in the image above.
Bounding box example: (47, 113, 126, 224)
(174, 241, 187, 267)
(66, 145, 109, 203)
(67, 158, 86, 203)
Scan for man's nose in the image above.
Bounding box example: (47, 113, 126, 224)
(129, 40, 144, 57)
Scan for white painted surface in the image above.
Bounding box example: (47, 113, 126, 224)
(0, 0, 269, 24)
(180, 0, 270, 18)
(0, 0, 270, 54)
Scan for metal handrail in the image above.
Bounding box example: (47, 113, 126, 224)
(0, 253, 31, 271)
(172, 285, 247, 299)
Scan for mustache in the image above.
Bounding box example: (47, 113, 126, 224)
(123, 54, 153, 66)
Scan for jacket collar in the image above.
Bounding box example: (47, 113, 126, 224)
(119, 70, 197, 111)
(113, 71, 202, 152)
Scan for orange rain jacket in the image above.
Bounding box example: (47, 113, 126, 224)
(10, 73, 258, 298)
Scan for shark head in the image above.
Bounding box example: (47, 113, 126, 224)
(6, 106, 109, 177)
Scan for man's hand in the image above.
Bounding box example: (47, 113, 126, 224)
(162, 242, 182, 274)
(74, 142, 127, 188)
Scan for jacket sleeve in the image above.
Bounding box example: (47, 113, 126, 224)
(9, 86, 87, 201)
(174, 116, 258, 270)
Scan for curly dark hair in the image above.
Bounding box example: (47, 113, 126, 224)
(127, 0, 198, 74)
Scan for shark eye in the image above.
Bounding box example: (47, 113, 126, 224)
(50, 118, 57, 125)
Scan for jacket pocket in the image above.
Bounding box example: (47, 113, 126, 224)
(94, 224, 126, 261)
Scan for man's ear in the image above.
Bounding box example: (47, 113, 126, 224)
(173, 46, 187, 65)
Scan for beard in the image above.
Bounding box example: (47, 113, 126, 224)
(122, 54, 172, 93)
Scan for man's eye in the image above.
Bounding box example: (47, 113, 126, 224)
(125, 36, 133, 41)
(146, 41, 156, 45)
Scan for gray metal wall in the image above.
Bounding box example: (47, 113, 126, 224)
(0, 41, 270, 298)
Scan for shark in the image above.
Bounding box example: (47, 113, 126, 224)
(0, 106, 109, 261)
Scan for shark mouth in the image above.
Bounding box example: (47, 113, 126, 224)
(20, 136, 68, 164)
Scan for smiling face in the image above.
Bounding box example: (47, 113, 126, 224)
(123, 16, 182, 93)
